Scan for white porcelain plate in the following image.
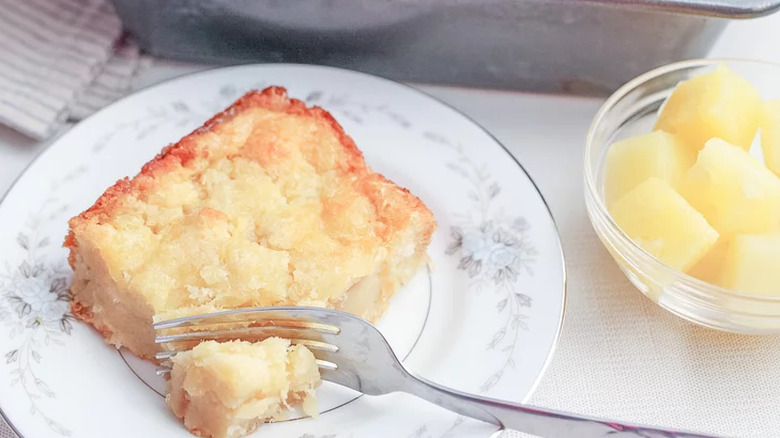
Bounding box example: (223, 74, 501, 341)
(0, 65, 565, 438)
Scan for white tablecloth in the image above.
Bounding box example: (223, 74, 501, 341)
(3, 13, 780, 438)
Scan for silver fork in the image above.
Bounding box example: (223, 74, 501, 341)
(154, 307, 725, 438)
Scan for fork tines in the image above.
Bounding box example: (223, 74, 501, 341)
(153, 307, 342, 373)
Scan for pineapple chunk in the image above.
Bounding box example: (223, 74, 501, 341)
(604, 131, 694, 207)
(722, 234, 780, 295)
(686, 238, 729, 286)
(761, 100, 780, 176)
(681, 138, 780, 235)
(610, 177, 719, 272)
(655, 65, 761, 151)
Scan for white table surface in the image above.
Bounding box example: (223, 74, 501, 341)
(3, 13, 780, 438)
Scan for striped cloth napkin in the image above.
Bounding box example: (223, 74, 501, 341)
(0, 0, 144, 140)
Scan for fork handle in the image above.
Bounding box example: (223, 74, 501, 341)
(402, 373, 724, 438)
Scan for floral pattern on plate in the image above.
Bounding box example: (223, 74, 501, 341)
(1, 206, 74, 436)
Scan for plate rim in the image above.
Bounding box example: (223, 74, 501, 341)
(0, 62, 567, 437)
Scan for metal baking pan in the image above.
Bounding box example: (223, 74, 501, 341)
(111, 0, 780, 95)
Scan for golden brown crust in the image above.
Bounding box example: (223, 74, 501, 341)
(65, 86, 435, 360)
(65, 87, 370, 234)
(66, 85, 433, 257)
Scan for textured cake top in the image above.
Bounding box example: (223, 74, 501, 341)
(66, 87, 434, 317)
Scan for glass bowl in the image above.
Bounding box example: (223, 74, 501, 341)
(584, 58, 780, 334)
